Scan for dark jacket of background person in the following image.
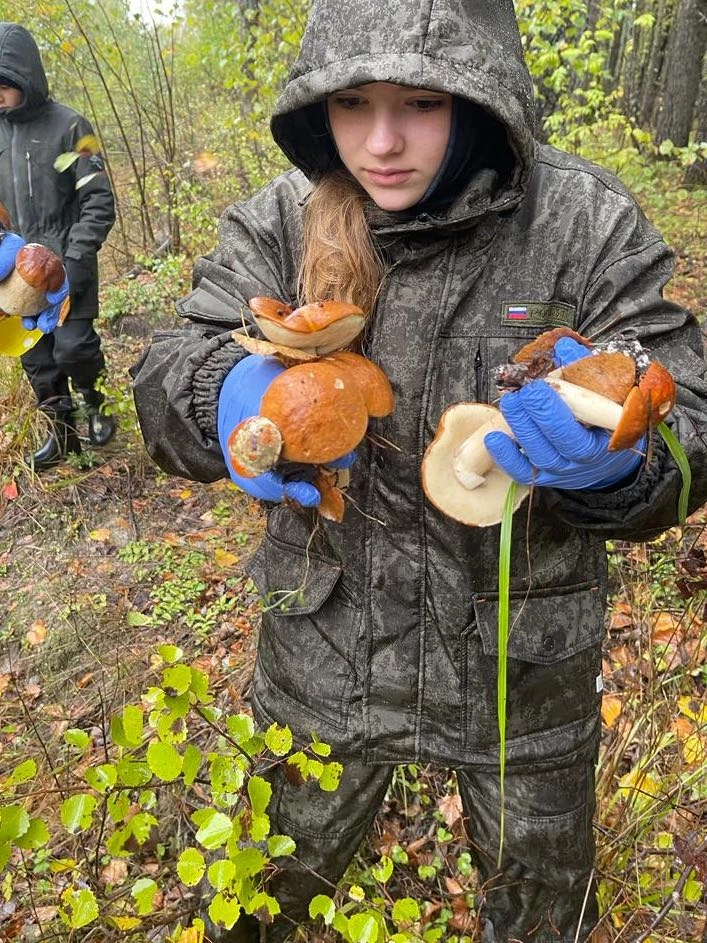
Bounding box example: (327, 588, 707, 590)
(0, 22, 115, 318)
(132, 0, 707, 770)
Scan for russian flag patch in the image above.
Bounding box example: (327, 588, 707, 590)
(501, 301, 576, 327)
(507, 305, 528, 320)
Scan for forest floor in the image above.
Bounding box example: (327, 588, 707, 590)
(0, 191, 706, 943)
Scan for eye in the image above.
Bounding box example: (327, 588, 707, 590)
(332, 95, 364, 110)
(411, 98, 445, 111)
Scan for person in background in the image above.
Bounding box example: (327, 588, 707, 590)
(0, 22, 116, 469)
(130, 0, 707, 940)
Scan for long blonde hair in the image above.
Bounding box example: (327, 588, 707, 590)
(298, 169, 387, 316)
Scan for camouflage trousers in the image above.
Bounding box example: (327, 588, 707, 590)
(209, 732, 600, 943)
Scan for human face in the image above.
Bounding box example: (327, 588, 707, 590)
(327, 82, 452, 212)
(0, 85, 22, 110)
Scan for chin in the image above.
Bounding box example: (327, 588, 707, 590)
(370, 191, 421, 212)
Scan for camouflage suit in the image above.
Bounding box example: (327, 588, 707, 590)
(132, 0, 707, 939)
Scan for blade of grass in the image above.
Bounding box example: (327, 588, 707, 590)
(497, 479, 516, 868)
(657, 422, 691, 524)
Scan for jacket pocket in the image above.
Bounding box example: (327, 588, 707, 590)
(247, 507, 362, 731)
(460, 582, 604, 755)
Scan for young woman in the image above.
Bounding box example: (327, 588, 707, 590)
(132, 0, 707, 940)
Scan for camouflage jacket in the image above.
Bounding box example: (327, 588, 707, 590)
(132, 0, 707, 765)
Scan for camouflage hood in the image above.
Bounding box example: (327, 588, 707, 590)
(0, 23, 49, 123)
(271, 0, 537, 212)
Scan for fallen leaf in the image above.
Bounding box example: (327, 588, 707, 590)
(2, 480, 18, 501)
(214, 548, 238, 568)
(601, 694, 622, 729)
(651, 611, 680, 644)
(438, 792, 463, 829)
(89, 528, 111, 542)
(25, 620, 47, 647)
(101, 859, 128, 885)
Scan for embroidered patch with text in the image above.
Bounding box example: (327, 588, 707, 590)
(501, 301, 576, 327)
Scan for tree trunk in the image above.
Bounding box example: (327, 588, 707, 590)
(586, 0, 602, 32)
(655, 0, 707, 145)
(639, 0, 672, 127)
(684, 72, 707, 184)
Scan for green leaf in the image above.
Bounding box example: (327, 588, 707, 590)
(64, 729, 90, 751)
(157, 644, 183, 662)
(249, 812, 270, 842)
(146, 740, 183, 782)
(309, 894, 336, 925)
(657, 422, 692, 523)
(194, 810, 233, 850)
(53, 151, 80, 172)
(319, 761, 343, 792)
(264, 722, 292, 756)
(267, 834, 296, 857)
(130, 812, 157, 845)
(116, 758, 152, 787)
(85, 764, 117, 794)
(348, 912, 379, 943)
(208, 892, 241, 930)
(177, 848, 206, 887)
(182, 744, 202, 787)
(15, 817, 50, 850)
(634, 12, 656, 28)
(684, 878, 703, 903)
(0, 842, 11, 871)
(60, 794, 97, 833)
(310, 734, 331, 757)
(190, 667, 211, 701)
(248, 891, 281, 919)
(392, 897, 420, 926)
(231, 846, 266, 878)
(247, 775, 272, 815)
(371, 854, 393, 883)
(207, 858, 236, 891)
(226, 713, 254, 743)
(126, 610, 152, 626)
(122, 705, 144, 745)
(132, 877, 158, 915)
(61, 886, 98, 928)
(163, 664, 192, 695)
(658, 139, 675, 156)
(5, 759, 37, 788)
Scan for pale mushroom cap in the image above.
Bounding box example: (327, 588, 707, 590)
(253, 313, 366, 354)
(422, 403, 530, 527)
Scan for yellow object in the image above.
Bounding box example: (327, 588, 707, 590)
(0, 315, 43, 357)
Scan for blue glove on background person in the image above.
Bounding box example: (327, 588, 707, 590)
(0, 231, 70, 333)
(218, 354, 356, 505)
(484, 338, 645, 490)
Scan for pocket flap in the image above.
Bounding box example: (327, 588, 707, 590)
(473, 583, 604, 664)
(246, 508, 342, 616)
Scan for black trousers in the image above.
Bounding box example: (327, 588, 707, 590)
(20, 318, 106, 406)
(248, 744, 599, 943)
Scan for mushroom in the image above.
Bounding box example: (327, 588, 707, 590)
(422, 331, 677, 526)
(248, 296, 366, 354)
(227, 352, 394, 478)
(0, 243, 67, 318)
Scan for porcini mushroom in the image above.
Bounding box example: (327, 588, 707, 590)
(248, 296, 366, 354)
(0, 243, 66, 318)
(422, 330, 677, 526)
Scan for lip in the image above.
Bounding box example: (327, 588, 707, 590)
(365, 168, 413, 186)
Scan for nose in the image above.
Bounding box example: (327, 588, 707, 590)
(365, 109, 404, 157)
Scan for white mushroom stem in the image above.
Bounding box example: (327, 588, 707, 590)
(453, 377, 625, 491)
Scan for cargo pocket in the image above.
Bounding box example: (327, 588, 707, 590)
(460, 582, 604, 756)
(247, 507, 362, 731)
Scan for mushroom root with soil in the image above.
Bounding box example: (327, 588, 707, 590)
(422, 327, 677, 527)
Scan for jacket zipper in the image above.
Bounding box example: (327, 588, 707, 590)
(474, 344, 484, 402)
(26, 151, 33, 200)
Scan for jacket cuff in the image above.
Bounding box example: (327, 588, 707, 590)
(541, 435, 666, 523)
(191, 334, 248, 439)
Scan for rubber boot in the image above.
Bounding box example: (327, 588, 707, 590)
(26, 396, 82, 471)
(81, 388, 117, 447)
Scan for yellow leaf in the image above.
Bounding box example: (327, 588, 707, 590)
(109, 916, 143, 930)
(89, 528, 111, 542)
(179, 489, 192, 500)
(214, 548, 238, 568)
(682, 732, 706, 767)
(26, 619, 47, 647)
(60, 39, 75, 54)
(618, 766, 662, 802)
(678, 695, 707, 725)
(178, 922, 205, 943)
(75, 134, 101, 155)
(601, 694, 622, 729)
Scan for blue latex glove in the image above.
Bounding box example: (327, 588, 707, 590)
(0, 231, 69, 333)
(218, 354, 356, 505)
(484, 339, 644, 490)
